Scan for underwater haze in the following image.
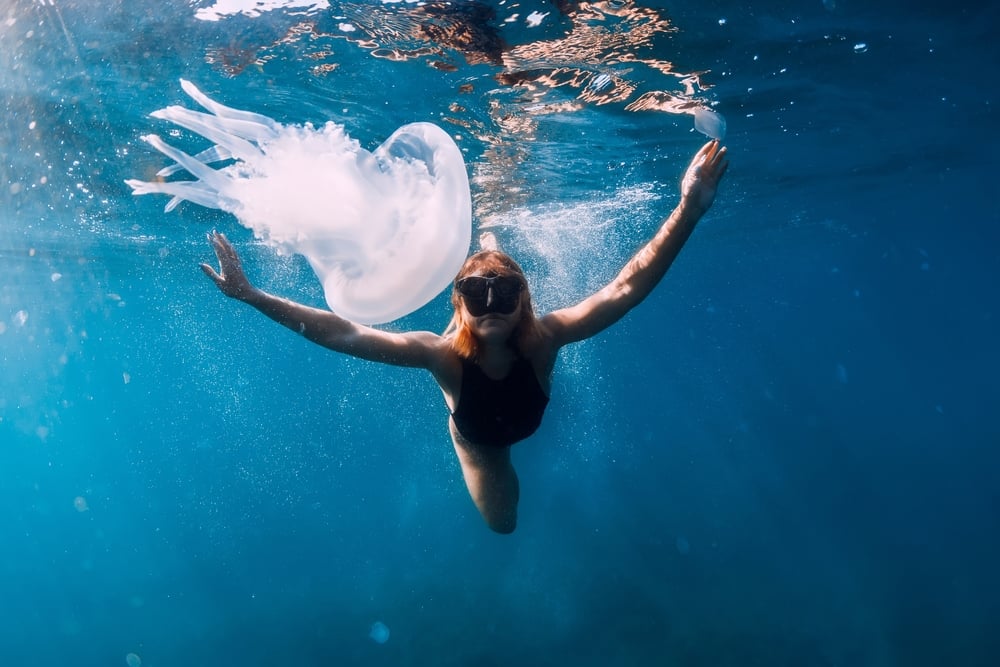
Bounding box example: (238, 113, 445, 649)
(2, 1, 998, 666)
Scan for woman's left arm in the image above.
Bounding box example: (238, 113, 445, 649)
(543, 139, 728, 346)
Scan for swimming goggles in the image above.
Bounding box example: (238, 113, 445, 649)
(456, 275, 523, 316)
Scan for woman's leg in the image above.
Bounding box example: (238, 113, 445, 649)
(450, 431, 520, 533)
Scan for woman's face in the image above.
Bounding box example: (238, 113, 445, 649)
(456, 274, 523, 316)
(457, 273, 524, 341)
(467, 302, 521, 343)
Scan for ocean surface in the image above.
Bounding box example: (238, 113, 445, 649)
(2, 1, 998, 665)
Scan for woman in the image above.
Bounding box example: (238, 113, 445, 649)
(202, 139, 728, 533)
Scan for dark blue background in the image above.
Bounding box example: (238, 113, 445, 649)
(1, 1, 997, 665)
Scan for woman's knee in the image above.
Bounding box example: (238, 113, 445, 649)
(453, 440, 519, 533)
(484, 507, 517, 534)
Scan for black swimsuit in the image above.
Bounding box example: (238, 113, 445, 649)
(451, 356, 550, 447)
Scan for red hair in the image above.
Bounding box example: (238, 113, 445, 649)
(444, 250, 540, 359)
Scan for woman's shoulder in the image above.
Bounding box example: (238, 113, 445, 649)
(518, 320, 559, 378)
(523, 315, 559, 351)
(426, 333, 464, 397)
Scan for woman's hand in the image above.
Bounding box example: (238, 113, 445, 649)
(680, 139, 729, 215)
(200, 231, 256, 300)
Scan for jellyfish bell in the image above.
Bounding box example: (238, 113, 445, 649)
(693, 107, 726, 141)
(126, 80, 472, 325)
(125, 653, 142, 667)
(369, 620, 390, 644)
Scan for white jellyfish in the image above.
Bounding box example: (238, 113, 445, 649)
(125, 653, 141, 667)
(126, 80, 472, 325)
(369, 620, 390, 644)
(693, 107, 727, 141)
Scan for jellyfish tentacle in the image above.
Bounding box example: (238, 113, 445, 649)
(180, 79, 281, 132)
(125, 176, 238, 212)
(150, 107, 266, 162)
(138, 134, 234, 191)
(157, 145, 234, 177)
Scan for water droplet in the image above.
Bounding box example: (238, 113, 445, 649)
(369, 621, 390, 644)
(836, 363, 849, 384)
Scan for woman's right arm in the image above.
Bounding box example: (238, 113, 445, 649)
(540, 140, 728, 347)
(201, 231, 443, 369)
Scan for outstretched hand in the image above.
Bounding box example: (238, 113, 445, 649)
(201, 231, 255, 300)
(680, 139, 729, 215)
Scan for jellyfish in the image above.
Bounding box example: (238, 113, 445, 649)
(693, 107, 726, 141)
(125, 653, 141, 667)
(126, 80, 472, 325)
(369, 620, 390, 644)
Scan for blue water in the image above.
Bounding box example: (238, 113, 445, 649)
(2, 1, 998, 665)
